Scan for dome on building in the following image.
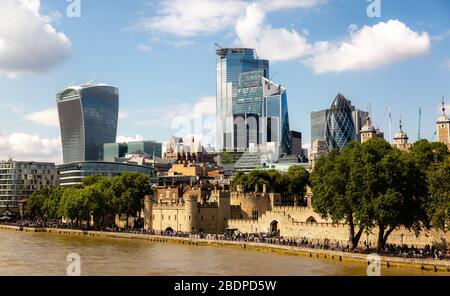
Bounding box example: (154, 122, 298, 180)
(325, 93, 357, 150)
(394, 120, 408, 140)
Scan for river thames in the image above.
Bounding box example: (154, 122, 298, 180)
(0, 230, 441, 276)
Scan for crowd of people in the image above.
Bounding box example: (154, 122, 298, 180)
(152, 230, 449, 260)
(2, 220, 448, 260)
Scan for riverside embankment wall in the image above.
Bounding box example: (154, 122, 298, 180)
(1, 225, 449, 273)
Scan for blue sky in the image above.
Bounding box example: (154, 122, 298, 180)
(0, 0, 449, 163)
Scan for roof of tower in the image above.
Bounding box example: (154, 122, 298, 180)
(330, 93, 351, 111)
(361, 116, 377, 133)
(437, 97, 450, 123)
(394, 119, 408, 140)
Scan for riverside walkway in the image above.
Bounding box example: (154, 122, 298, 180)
(1, 224, 449, 273)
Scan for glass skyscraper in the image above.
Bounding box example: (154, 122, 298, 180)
(57, 84, 119, 163)
(311, 95, 368, 144)
(325, 93, 357, 151)
(216, 48, 269, 151)
(233, 70, 291, 156)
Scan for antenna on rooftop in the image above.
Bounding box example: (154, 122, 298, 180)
(214, 43, 223, 49)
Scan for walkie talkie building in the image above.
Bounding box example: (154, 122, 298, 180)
(56, 84, 119, 163)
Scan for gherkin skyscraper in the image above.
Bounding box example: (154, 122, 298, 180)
(325, 93, 357, 151)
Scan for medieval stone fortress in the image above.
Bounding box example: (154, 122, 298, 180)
(0, 48, 449, 252)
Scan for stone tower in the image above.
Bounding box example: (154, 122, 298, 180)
(183, 194, 198, 233)
(360, 116, 378, 143)
(143, 195, 153, 231)
(392, 119, 411, 151)
(436, 97, 450, 149)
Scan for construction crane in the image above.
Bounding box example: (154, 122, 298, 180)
(418, 108, 422, 141)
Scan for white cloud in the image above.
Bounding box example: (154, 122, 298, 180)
(304, 20, 431, 74)
(258, 0, 326, 11)
(25, 107, 59, 127)
(0, 131, 61, 163)
(119, 111, 128, 119)
(235, 3, 312, 61)
(0, 0, 71, 78)
(4, 103, 24, 114)
(136, 44, 152, 52)
(140, 0, 248, 37)
(132, 96, 216, 145)
(116, 135, 145, 143)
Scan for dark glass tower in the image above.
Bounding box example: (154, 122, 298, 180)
(325, 93, 357, 151)
(216, 48, 269, 151)
(57, 84, 119, 163)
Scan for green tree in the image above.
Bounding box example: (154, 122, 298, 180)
(42, 187, 65, 221)
(220, 151, 233, 164)
(111, 172, 151, 229)
(58, 189, 89, 227)
(427, 156, 450, 232)
(409, 139, 449, 171)
(27, 188, 51, 225)
(311, 144, 365, 249)
(368, 147, 429, 252)
(285, 166, 310, 205)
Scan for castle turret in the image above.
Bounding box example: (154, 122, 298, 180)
(143, 195, 153, 230)
(437, 97, 450, 149)
(392, 118, 411, 151)
(183, 194, 198, 233)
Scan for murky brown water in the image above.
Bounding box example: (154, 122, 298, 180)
(0, 231, 445, 276)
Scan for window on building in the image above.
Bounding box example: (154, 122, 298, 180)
(201, 216, 203, 222)
(252, 210, 259, 220)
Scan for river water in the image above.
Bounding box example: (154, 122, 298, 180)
(0, 230, 442, 276)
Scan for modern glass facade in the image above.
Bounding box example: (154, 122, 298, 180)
(311, 97, 368, 144)
(325, 94, 357, 151)
(103, 143, 128, 162)
(310, 109, 329, 143)
(57, 161, 156, 187)
(265, 91, 292, 155)
(0, 161, 57, 210)
(57, 84, 119, 163)
(216, 48, 269, 151)
(127, 141, 162, 157)
(232, 70, 291, 156)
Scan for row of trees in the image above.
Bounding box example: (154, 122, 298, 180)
(232, 166, 310, 205)
(27, 172, 152, 229)
(311, 139, 449, 252)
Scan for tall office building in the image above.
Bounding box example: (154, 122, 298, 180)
(289, 131, 303, 156)
(311, 94, 368, 144)
(57, 84, 119, 163)
(325, 93, 357, 151)
(216, 48, 269, 151)
(232, 70, 291, 156)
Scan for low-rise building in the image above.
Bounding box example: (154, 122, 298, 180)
(57, 161, 156, 187)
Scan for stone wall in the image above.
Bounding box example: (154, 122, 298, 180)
(228, 209, 449, 247)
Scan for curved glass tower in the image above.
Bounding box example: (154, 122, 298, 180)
(325, 93, 357, 151)
(57, 84, 119, 163)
